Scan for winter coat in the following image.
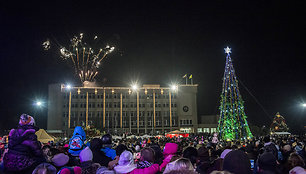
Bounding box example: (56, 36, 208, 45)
(3, 125, 44, 172)
(101, 147, 116, 160)
(129, 164, 159, 174)
(159, 143, 178, 171)
(69, 126, 87, 156)
(89, 138, 112, 167)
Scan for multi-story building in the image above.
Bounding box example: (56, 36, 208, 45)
(47, 83, 198, 134)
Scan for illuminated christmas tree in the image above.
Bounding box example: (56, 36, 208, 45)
(217, 47, 253, 141)
(270, 112, 289, 132)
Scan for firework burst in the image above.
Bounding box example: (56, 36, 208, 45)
(59, 33, 115, 83)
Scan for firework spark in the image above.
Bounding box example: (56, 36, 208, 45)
(59, 33, 115, 83)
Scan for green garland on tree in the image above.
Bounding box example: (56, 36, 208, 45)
(217, 47, 253, 141)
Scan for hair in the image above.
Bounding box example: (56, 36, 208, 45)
(183, 147, 198, 165)
(288, 152, 305, 168)
(116, 144, 128, 156)
(140, 147, 155, 162)
(32, 163, 57, 174)
(173, 158, 194, 171)
(263, 136, 271, 143)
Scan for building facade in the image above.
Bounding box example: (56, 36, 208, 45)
(47, 83, 198, 134)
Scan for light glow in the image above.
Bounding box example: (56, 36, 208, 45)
(132, 84, 138, 91)
(224, 46, 231, 54)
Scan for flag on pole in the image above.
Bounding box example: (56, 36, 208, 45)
(189, 74, 193, 79)
(182, 74, 187, 78)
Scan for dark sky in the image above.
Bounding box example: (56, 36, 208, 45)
(0, 1, 305, 134)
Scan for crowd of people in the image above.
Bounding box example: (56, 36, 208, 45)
(0, 114, 305, 174)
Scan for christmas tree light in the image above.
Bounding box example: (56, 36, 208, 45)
(217, 47, 253, 141)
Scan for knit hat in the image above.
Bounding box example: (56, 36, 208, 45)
(114, 150, 137, 174)
(258, 152, 277, 172)
(79, 147, 93, 162)
(51, 153, 69, 167)
(289, 166, 306, 174)
(32, 163, 57, 174)
(19, 114, 35, 125)
(223, 150, 252, 174)
(220, 149, 232, 159)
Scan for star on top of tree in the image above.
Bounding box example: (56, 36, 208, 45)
(224, 46, 231, 54)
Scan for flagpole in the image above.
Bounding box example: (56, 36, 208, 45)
(191, 78, 193, 85)
(185, 77, 187, 85)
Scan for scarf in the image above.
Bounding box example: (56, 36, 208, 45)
(137, 161, 152, 169)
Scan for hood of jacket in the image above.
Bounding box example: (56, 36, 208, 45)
(72, 126, 86, 140)
(163, 143, 178, 156)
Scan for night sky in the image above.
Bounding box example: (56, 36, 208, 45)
(1, 1, 305, 134)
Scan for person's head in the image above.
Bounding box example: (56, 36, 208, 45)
(288, 152, 305, 169)
(263, 136, 271, 143)
(102, 134, 112, 147)
(32, 163, 57, 174)
(257, 152, 277, 172)
(197, 146, 209, 162)
(223, 150, 251, 174)
(19, 113, 35, 126)
(118, 150, 134, 166)
(89, 138, 103, 151)
(172, 158, 194, 171)
(42, 145, 52, 157)
(115, 144, 128, 156)
(183, 147, 198, 165)
(283, 144, 291, 152)
(79, 147, 93, 163)
(140, 147, 155, 162)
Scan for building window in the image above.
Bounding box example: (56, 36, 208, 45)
(197, 128, 202, 133)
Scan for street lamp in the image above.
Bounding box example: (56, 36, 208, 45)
(132, 84, 138, 91)
(302, 103, 306, 107)
(170, 84, 178, 91)
(35, 101, 42, 107)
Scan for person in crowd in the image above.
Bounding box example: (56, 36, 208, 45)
(262, 136, 278, 160)
(257, 152, 278, 174)
(196, 146, 211, 174)
(149, 144, 163, 165)
(68, 126, 87, 157)
(113, 150, 137, 174)
(159, 142, 178, 171)
(79, 147, 101, 174)
(183, 147, 198, 168)
(32, 163, 57, 174)
(288, 152, 306, 174)
(101, 134, 116, 160)
(42, 145, 53, 162)
(164, 158, 195, 174)
(89, 138, 112, 167)
(3, 114, 44, 174)
(223, 150, 252, 174)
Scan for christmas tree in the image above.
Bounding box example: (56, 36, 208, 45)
(217, 47, 253, 141)
(270, 112, 289, 132)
